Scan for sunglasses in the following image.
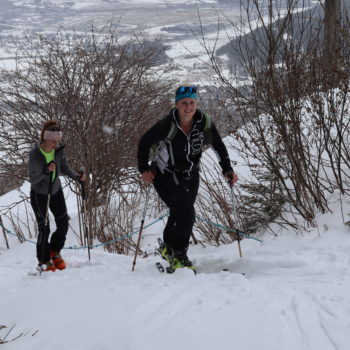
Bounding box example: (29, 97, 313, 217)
(177, 86, 197, 93)
(47, 127, 61, 131)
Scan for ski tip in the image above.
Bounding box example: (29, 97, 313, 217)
(166, 266, 175, 274)
(155, 262, 165, 273)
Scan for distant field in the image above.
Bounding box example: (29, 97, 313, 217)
(0, 0, 243, 79)
(0, 0, 299, 80)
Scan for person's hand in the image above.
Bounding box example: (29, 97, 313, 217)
(141, 170, 155, 184)
(225, 171, 238, 187)
(78, 172, 87, 182)
(46, 161, 56, 173)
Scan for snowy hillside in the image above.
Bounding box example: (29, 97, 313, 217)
(1, 1, 349, 347)
(1, 181, 350, 349)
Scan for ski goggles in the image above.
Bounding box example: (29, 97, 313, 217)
(175, 86, 198, 102)
(177, 86, 197, 94)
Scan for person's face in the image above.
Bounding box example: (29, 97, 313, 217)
(42, 126, 61, 150)
(43, 138, 59, 150)
(176, 98, 197, 120)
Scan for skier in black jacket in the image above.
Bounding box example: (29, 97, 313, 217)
(137, 85, 238, 270)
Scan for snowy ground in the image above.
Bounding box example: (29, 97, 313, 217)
(1, 186, 350, 349)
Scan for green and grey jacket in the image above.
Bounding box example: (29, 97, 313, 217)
(28, 143, 79, 195)
(138, 108, 233, 179)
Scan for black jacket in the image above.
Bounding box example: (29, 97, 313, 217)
(137, 108, 233, 177)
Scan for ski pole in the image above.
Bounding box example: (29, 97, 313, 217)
(132, 185, 151, 272)
(80, 180, 91, 261)
(76, 187, 84, 246)
(230, 186, 243, 257)
(0, 215, 9, 249)
(44, 180, 53, 227)
(39, 169, 54, 273)
(227, 173, 243, 258)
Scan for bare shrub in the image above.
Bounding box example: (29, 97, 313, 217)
(196, 162, 236, 246)
(0, 25, 172, 252)
(0, 324, 38, 344)
(193, 0, 350, 235)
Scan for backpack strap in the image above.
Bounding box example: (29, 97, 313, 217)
(166, 120, 178, 141)
(203, 113, 212, 131)
(202, 113, 212, 145)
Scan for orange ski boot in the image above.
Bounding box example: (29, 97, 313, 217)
(50, 250, 66, 270)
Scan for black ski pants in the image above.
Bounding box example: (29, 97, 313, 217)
(30, 188, 69, 263)
(153, 170, 199, 252)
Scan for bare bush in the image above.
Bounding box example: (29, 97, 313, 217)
(94, 182, 143, 255)
(195, 0, 350, 235)
(0, 25, 172, 251)
(196, 162, 236, 246)
(0, 324, 38, 344)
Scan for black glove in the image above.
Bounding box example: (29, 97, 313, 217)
(43, 161, 56, 175)
(77, 172, 83, 181)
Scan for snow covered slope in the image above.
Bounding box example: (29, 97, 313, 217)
(1, 189, 350, 350)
